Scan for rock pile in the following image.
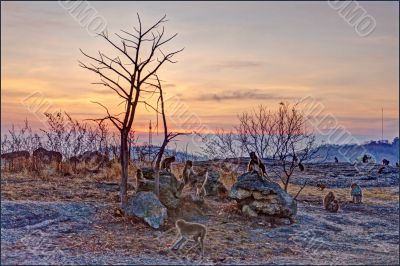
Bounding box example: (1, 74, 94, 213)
(229, 172, 297, 220)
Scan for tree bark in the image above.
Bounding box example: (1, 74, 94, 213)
(120, 129, 129, 210)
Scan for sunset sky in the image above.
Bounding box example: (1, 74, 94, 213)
(1, 1, 399, 147)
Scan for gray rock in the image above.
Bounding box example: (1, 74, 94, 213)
(230, 172, 297, 219)
(137, 170, 183, 209)
(204, 170, 228, 196)
(126, 192, 167, 229)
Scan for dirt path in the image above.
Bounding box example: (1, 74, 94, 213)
(1, 196, 398, 265)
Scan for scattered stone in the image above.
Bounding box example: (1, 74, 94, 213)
(126, 191, 167, 229)
(242, 205, 258, 217)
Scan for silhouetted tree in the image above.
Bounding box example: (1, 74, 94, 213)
(79, 14, 182, 209)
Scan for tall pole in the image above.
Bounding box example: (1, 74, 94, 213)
(149, 120, 152, 161)
(381, 108, 383, 142)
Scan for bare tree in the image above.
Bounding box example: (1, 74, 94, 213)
(79, 14, 183, 209)
(236, 105, 275, 159)
(152, 76, 186, 196)
(270, 102, 318, 192)
(198, 129, 243, 160)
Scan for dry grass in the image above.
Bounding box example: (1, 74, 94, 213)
(287, 183, 399, 204)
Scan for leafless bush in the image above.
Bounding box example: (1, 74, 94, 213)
(200, 102, 319, 192)
(270, 102, 318, 191)
(236, 105, 275, 159)
(1, 119, 41, 153)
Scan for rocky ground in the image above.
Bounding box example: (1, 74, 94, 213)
(1, 162, 399, 265)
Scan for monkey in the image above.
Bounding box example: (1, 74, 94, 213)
(397, 162, 399, 168)
(136, 169, 144, 184)
(298, 162, 305, 171)
(350, 183, 362, 204)
(317, 183, 326, 191)
(323, 191, 336, 210)
(334, 157, 339, 163)
(247, 152, 267, 178)
(328, 200, 339, 213)
(382, 159, 389, 166)
(160, 156, 175, 172)
(195, 171, 208, 202)
(293, 153, 298, 163)
(182, 160, 197, 186)
(362, 154, 370, 163)
(378, 166, 385, 174)
(170, 219, 207, 257)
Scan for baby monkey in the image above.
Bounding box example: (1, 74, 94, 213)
(170, 219, 207, 257)
(323, 191, 339, 213)
(161, 156, 175, 172)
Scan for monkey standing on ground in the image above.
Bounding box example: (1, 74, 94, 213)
(247, 152, 267, 178)
(161, 156, 175, 172)
(378, 166, 385, 174)
(350, 183, 363, 204)
(182, 160, 197, 186)
(195, 171, 208, 202)
(170, 219, 207, 257)
(135, 169, 144, 190)
(382, 159, 389, 166)
(293, 153, 305, 171)
(298, 162, 305, 171)
(323, 191, 339, 212)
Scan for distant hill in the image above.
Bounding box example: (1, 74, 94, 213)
(312, 137, 399, 165)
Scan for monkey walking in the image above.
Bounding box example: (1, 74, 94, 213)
(161, 156, 176, 172)
(350, 183, 362, 204)
(323, 192, 339, 212)
(247, 152, 268, 179)
(170, 219, 207, 257)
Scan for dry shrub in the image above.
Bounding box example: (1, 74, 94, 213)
(219, 170, 237, 190)
(97, 160, 138, 181)
(103, 160, 122, 181)
(217, 201, 240, 214)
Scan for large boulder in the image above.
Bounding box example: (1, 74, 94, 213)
(126, 191, 167, 229)
(137, 169, 183, 209)
(229, 172, 297, 219)
(203, 170, 228, 196)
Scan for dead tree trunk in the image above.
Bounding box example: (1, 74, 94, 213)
(80, 14, 182, 210)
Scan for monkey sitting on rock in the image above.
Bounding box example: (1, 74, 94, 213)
(247, 152, 267, 179)
(160, 156, 175, 172)
(323, 192, 339, 213)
